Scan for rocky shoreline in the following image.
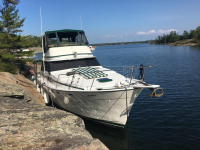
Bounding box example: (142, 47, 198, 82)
(169, 39, 199, 46)
(0, 72, 108, 149)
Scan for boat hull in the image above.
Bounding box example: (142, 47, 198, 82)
(44, 87, 142, 126)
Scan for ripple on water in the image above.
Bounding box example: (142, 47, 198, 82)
(35, 44, 200, 150)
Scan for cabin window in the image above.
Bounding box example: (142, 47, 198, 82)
(47, 33, 58, 45)
(57, 31, 77, 43)
(81, 33, 88, 43)
(46, 30, 89, 48)
(57, 31, 88, 46)
(75, 32, 88, 43)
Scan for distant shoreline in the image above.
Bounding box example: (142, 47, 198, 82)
(30, 39, 199, 54)
(91, 40, 150, 46)
(151, 39, 199, 46)
(169, 39, 199, 46)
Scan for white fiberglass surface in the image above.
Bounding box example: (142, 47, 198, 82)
(46, 46, 92, 57)
(50, 66, 129, 90)
(41, 65, 159, 91)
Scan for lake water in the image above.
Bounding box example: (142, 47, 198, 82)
(35, 44, 200, 150)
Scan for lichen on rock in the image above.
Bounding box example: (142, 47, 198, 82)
(0, 72, 108, 149)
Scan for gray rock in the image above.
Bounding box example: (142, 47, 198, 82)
(0, 85, 24, 97)
(0, 72, 108, 149)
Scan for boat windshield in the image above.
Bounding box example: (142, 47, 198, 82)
(46, 30, 88, 48)
(41, 58, 100, 72)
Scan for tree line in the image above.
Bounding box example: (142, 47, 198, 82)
(154, 26, 200, 44)
(20, 35, 42, 48)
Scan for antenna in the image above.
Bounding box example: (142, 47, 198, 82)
(40, 7, 45, 72)
(40, 7, 43, 37)
(80, 15, 82, 30)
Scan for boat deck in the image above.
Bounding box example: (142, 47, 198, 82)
(38, 66, 160, 91)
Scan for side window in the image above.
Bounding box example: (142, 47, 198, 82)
(81, 33, 88, 43)
(79, 32, 88, 44)
(75, 34, 82, 42)
(75, 32, 87, 42)
(47, 33, 57, 44)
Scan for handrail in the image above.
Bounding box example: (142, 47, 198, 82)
(36, 65, 160, 91)
(55, 65, 160, 89)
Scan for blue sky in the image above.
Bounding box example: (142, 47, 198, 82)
(1, 0, 200, 44)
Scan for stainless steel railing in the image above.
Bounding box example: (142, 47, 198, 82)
(36, 65, 159, 90)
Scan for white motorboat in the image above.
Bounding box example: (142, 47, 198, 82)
(34, 29, 163, 128)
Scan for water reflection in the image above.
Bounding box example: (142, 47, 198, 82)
(83, 119, 128, 150)
(35, 44, 200, 149)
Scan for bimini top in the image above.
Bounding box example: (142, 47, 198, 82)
(45, 29, 85, 35)
(43, 29, 89, 51)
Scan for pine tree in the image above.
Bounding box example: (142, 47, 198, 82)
(0, 0, 34, 73)
(196, 26, 200, 42)
(0, 0, 25, 52)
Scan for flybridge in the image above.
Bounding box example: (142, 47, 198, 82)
(43, 29, 89, 52)
(45, 29, 85, 35)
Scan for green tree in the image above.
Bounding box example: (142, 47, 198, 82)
(189, 29, 196, 39)
(155, 26, 200, 45)
(0, 0, 34, 73)
(168, 31, 176, 43)
(174, 31, 180, 42)
(155, 35, 162, 44)
(20, 35, 42, 47)
(161, 34, 167, 43)
(195, 26, 200, 41)
(183, 30, 189, 40)
(0, 0, 25, 51)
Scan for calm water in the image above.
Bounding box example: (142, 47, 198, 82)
(36, 44, 200, 150)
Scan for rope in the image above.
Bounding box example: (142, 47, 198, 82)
(149, 88, 164, 98)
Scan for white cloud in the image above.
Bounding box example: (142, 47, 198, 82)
(149, 30, 156, 34)
(120, 34, 129, 38)
(100, 35, 117, 39)
(106, 35, 116, 38)
(137, 31, 147, 35)
(137, 29, 178, 35)
(157, 29, 178, 34)
(101, 33, 130, 39)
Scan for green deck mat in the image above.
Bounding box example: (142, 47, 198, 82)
(73, 67, 108, 79)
